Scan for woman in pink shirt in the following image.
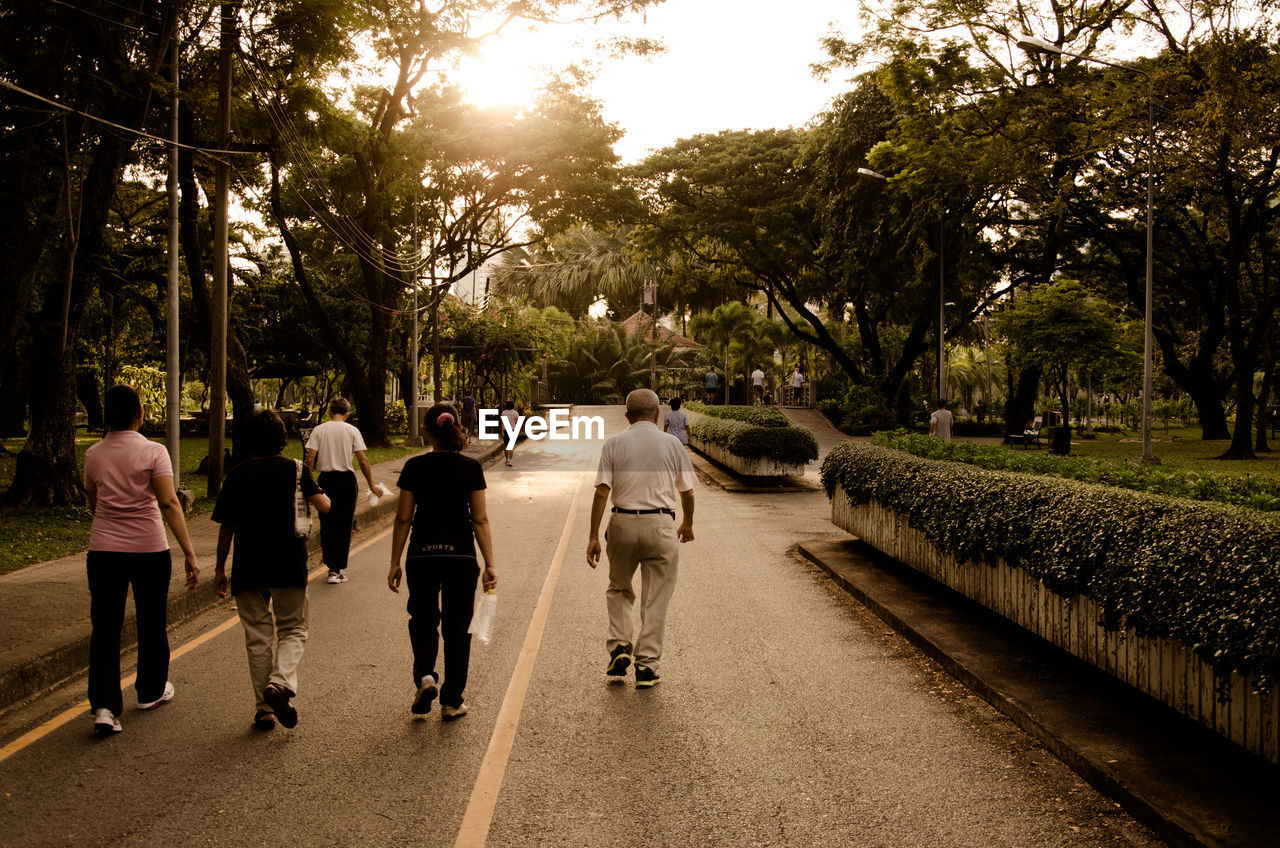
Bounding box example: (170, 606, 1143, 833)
(82, 384, 199, 736)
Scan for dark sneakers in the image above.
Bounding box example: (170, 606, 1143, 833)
(253, 710, 276, 731)
(606, 643, 633, 680)
(412, 676, 439, 715)
(634, 664, 660, 689)
(263, 683, 298, 729)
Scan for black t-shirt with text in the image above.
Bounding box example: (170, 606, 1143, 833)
(211, 456, 321, 594)
(396, 451, 486, 559)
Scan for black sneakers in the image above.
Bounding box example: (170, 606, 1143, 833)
(412, 676, 439, 715)
(253, 710, 276, 731)
(263, 683, 298, 728)
(634, 664, 660, 689)
(606, 643, 633, 679)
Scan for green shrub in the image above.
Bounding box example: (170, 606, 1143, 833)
(872, 429, 1280, 513)
(821, 441, 1280, 692)
(385, 400, 408, 435)
(687, 411, 818, 466)
(685, 401, 789, 427)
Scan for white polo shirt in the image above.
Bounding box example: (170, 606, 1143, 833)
(306, 419, 367, 472)
(594, 421, 696, 512)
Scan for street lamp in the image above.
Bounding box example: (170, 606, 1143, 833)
(858, 167, 948, 404)
(1017, 34, 1159, 464)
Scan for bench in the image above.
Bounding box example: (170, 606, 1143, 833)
(1008, 421, 1043, 449)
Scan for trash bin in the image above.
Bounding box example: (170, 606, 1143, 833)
(1050, 425, 1071, 455)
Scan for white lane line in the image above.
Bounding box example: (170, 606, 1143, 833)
(0, 524, 396, 764)
(454, 472, 588, 848)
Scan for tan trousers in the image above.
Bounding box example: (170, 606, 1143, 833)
(605, 513, 679, 671)
(236, 586, 309, 713)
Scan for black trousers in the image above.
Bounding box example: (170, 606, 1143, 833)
(86, 550, 172, 716)
(405, 555, 478, 708)
(317, 470, 357, 571)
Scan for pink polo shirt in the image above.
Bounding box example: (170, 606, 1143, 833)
(83, 430, 172, 553)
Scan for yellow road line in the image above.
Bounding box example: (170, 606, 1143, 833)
(0, 524, 396, 764)
(454, 472, 588, 848)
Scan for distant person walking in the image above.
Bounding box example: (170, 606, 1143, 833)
(586, 389, 696, 689)
(704, 369, 718, 405)
(663, 397, 689, 446)
(212, 410, 331, 731)
(751, 366, 766, 405)
(305, 398, 382, 584)
(461, 393, 477, 436)
(930, 399, 955, 442)
(789, 367, 804, 405)
(500, 400, 519, 466)
(83, 384, 199, 736)
(388, 404, 497, 721)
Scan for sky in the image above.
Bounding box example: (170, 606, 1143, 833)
(454, 0, 864, 162)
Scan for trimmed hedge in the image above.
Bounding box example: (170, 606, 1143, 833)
(873, 429, 1280, 513)
(822, 440, 1280, 692)
(687, 411, 818, 467)
(684, 401, 789, 427)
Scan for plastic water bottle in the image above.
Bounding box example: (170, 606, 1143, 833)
(469, 590, 497, 644)
(367, 481, 389, 507)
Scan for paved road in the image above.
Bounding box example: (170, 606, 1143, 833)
(0, 407, 1158, 847)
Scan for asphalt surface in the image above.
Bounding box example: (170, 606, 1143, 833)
(0, 407, 1159, 847)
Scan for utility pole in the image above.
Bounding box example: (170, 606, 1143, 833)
(938, 213, 946, 404)
(166, 29, 182, 499)
(406, 202, 423, 446)
(207, 2, 236, 498)
(431, 268, 443, 403)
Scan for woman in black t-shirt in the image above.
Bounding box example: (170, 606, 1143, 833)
(388, 403, 497, 721)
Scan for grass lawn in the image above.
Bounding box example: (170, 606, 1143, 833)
(0, 434, 423, 575)
(1070, 427, 1280, 481)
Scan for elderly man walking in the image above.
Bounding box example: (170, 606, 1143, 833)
(586, 389, 696, 689)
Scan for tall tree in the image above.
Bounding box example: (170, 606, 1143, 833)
(1, 0, 192, 506)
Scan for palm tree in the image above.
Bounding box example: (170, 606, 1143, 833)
(689, 302, 761, 403)
(492, 227, 654, 318)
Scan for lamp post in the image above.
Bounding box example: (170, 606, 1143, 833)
(858, 167, 947, 403)
(1016, 35, 1158, 464)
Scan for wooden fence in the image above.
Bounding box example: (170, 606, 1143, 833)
(831, 488, 1280, 764)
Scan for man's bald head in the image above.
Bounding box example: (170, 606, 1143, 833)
(625, 388, 660, 424)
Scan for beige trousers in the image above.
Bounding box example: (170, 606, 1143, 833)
(605, 513, 679, 671)
(236, 586, 309, 713)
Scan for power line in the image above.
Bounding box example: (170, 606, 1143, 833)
(0, 77, 255, 159)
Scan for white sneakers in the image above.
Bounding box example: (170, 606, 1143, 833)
(92, 708, 122, 735)
(138, 681, 175, 711)
(441, 703, 468, 721)
(94, 680, 174, 735)
(327, 571, 348, 584)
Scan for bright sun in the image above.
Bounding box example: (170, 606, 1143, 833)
(453, 28, 572, 110)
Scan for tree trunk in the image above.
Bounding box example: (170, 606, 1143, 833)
(1256, 358, 1273, 453)
(1004, 366, 1041, 440)
(4, 128, 131, 505)
(0, 353, 30, 439)
(76, 366, 104, 431)
(5, 340, 83, 507)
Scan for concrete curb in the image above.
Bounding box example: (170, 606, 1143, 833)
(687, 447, 819, 494)
(0, 439, 505, 715)
(796, 537, 1280, 848)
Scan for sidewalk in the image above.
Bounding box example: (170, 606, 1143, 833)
(799, 538, 1280, 848)
(0, 439, 504, 715)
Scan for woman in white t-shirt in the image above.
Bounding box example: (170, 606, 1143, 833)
(305, 397, 382, 583)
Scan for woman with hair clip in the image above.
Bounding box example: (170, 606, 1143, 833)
(83, 384, 200, 736)
(388, 403, 497, 721)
